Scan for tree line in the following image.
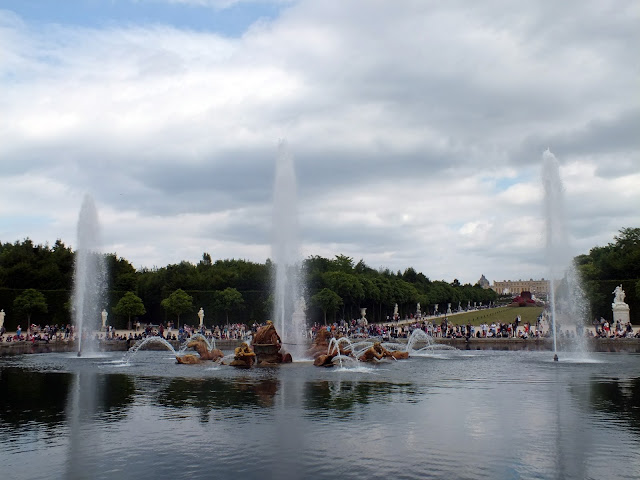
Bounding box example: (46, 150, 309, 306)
(0, 240, 498, 330)
(575, 227, 640, 323)
(6, 227, 636, 330)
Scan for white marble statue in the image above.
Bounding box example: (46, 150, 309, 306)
(0, 309, 5, 329)
(613, 285, 626, 304)
(612, 285, 630, 325)
(198, 307, 204, 327)
(101, 309, 108, 329)
(360, 307, 367, 326)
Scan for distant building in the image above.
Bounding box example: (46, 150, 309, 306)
(491, 278, 550, 296)
(477, 274, 490, 289)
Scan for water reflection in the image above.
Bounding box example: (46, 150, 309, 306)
(304, 380, 420, 417)
(65, 371, 134, 479)
(572, 376, 640, 431)
(0, 368, 71, 430)
(2, 351, 640, 480)
(156, 377, 280, 411)
(0, 367, 134, 429)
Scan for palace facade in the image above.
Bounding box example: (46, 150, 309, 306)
(490, 278, 550, 296)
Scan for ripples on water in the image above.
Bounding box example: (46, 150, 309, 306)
(1, 350, 640, 479)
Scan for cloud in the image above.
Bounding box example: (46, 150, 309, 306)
(0, 1, 638, 284)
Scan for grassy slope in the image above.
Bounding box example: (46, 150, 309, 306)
(429, 306, 544, 326)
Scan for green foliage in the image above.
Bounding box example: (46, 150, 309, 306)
(113, 291, 146, 329)
(0, 241, 501, 327)
(311, 288, 343, 324)
(0, 238, 74, 290)
(576, 227, 640, 322)
(13, 288, 48, 323)
(214, 287, 244, 324)
(161, 289, 193, 328)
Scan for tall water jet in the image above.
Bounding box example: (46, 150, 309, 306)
(271, 141, 305, 360)
(72, 195, 108, 355)
(542, 150, 588, 361)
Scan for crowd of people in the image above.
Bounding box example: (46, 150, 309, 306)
(1, 314, 638, 345)
(0, 323, 75, 343)
(591, 318, 639, 338)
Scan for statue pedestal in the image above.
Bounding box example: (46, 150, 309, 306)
(612, 302, 630, 324)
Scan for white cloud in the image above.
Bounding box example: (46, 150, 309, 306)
(0, 1, 638, 285)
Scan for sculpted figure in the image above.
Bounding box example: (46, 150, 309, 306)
(230, 342, 256, 368)
(358, 341, 409, 362)
(613, 285, 626, 304)
(176, 353, 201, 364)
(313, 352, 337, 367)
(389, 350, 409, 359)
(253, 321, 281, 347)
(186, 337, 224, 361)
(359, 342, 387, 362)
(309, 328, 332, 358)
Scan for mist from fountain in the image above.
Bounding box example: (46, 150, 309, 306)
(72, 195, 108, 355)
(177, 333, 218, 353)
(272, 141, 306, 360)
(326, 337, 360, 368)
(123, 337, 179, 364)
(542, 150, 589, 360)
(402, 329, 457, 355)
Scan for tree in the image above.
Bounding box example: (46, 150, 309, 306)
(161, 289, 193, 328)
(215, 287, 244, 325)
(113, 291, 146, 330)
(311, 288, 343, 325)
(13, 288, 48, 325)
(200, 252, 213, 266)
(330, 254, 354, 272)
(323, 271, 364, 319)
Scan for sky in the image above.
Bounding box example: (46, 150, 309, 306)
(0, 0, 638, 285)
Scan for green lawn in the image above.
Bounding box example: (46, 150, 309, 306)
(433, 306, 543, 326)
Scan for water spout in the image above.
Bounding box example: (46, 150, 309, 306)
(272, 140, 306, 360)
(72, 195, 108, 356)
(542, 150, 589, 361)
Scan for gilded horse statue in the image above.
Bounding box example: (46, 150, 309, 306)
(175, 336, 224, 364)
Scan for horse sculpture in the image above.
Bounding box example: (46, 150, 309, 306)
(175, 336, 224, 364)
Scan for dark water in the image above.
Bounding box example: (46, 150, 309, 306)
(1, 349, 640, 480)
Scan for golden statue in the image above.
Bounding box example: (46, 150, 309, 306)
(186, 336, 224, 361)
(252, 321, 281, 347)
(358, 341, 409, 362)
(229, 342, 256, 368)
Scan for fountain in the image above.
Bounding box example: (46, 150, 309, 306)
(72, 194, 108, 356)
(178, 332, 218, 353)
(272, 140, 306, 360)
(542, 149, 589, 361)
(252, 320, 292, 365)
(123, 337, 179, 364)
(403, 328, 456, 355)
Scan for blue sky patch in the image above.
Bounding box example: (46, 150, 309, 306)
(1, 0, 284, 36)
